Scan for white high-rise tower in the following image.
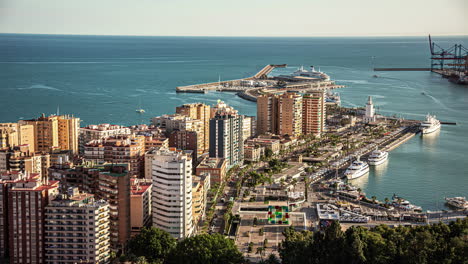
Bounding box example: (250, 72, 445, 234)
(363, 96, 376, 123)
(151, 148, 194, 239)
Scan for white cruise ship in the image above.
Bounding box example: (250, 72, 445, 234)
(420, 114, 441, 134)
(445, 197, 468, 210)
(344, 158, 369, 180)
(292, 66, 330, 81)
(368, 150, 388, 166)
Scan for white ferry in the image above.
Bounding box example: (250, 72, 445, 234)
(420, 114, 441, 134)
(445, 197, 468, 210)
(368, 150, 388, 166)
(344, 158, 369, 180)
(292, 66, 330, 81)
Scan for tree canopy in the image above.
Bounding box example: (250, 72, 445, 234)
(279, 218, 468, 264)
(127, 227, 177, 263)
(167, 233, 244, 264)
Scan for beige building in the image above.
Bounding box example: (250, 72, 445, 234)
(84, 135, 145, 177)
(244, 144, 265, 162)
(192, 173, 209, 228)
(45, 187, 110, 264)
(176, 103, 211, 153)
(246, 137, 281, 155)
(0, 123, 35, 152)
(79, 124, 131, 153)
(19, 114, 80, 154)
(0, 146, 50, 178)
(257, 92, 303, 137)
(152, 114, 205, 157)
(130, 178, 152, 236)
(302, 92, 326, 137)
(278, 92, 303, 137)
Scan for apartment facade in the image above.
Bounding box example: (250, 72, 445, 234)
(209, 102, 244, 167)
(195, 157, 227, 185)
(130, 178, 152, 236)
(83, 135, 145, 177)
(79, 124, 131, 154)
(176, 103, 211, 153)
(0, 123, 35, 153)
(44, 187, 110, 263)
(302, 92, 326, 137)
(96, 165, 130, 250)
(151, 148, 194, 239)
(7, 174, 59, 264)
(19, 114, 80, 154)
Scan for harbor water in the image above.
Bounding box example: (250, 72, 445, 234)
(1, 34, 467, 210)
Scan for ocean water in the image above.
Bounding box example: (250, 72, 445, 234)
(1, 34, 467, 210)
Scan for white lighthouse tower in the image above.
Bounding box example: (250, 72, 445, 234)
(363, 96, 376, 123)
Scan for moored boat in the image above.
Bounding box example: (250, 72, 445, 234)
(420, 114, 441, 134)
(344, 157, 369, 180)
(368, 150, 388, 166)
(445, 197, 468, 210)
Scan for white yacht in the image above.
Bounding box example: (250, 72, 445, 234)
(368, 150, 388, 166)
(344, 158, 369, 180)
(292, 66, 330, 81)
(135, 109, 145, 113)
(420, 114, 441, 134)
(445, 197, 468, 210)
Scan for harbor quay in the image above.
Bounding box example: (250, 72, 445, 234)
(176, 64, 345, 102)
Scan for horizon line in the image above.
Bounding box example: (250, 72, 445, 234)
(1, 32, 468, 38)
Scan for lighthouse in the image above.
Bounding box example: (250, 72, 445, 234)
(363, 96, 376, 123)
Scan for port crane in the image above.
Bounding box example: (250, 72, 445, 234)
(429, 34, 468, 73)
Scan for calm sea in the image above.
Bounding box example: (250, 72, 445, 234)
(1, 34, 467, 210)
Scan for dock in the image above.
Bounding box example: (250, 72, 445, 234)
(374, 68, 431, 71)
(176, 64, 344, 101)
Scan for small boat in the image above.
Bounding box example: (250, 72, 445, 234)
(136, 109, 145, 113)
(344, 157, 369, 180)
(421, 92, 426, 95)
(368, 149, 388, 166)
(373, 75, 379, 78)
(392, 194, 422, 212)
(445, 197, 468, 210)
(420, 114, 441, 135)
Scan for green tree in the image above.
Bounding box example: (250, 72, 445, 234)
(168, 233, 244, 264)
(127, 227, 176, 263)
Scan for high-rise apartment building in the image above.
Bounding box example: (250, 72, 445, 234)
(209, 101, 244, 167)
(44, 187, 110, 264)
(79, 124, 131, 154)
(256, 93, 303, 137)
(278, 92, 303, 137)
(257, 94, 279, 135)
(0, 171, 30, 259)
(0, 123, 35, 153)
(151, 148, 194, 239)
(19, 114, 80, 154)
(176, 103, 211, 153)
(169, 130, 199, 157)
(96, 165, 130, 250)
(83, 135, 145, 177)
(8, 173, 59, 264)
(302, 92, 326, 137)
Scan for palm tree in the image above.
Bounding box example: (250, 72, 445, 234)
(357, 188, 362, 198)
(372, 196, 377, 204)
(256, 246, 266, 261)
(384, 197, 389, 205)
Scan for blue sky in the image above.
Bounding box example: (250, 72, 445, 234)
(0, 0, 467, 36)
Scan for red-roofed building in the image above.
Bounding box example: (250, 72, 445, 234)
(130, 178, 152, 236)
(7, 173, 59, 264)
